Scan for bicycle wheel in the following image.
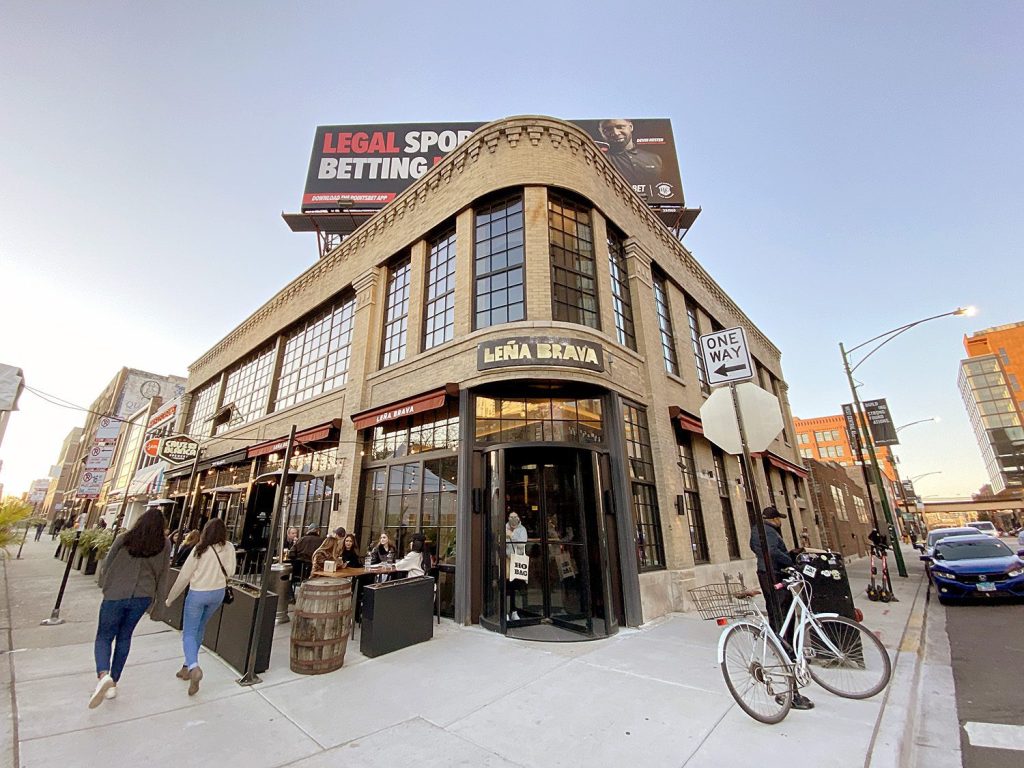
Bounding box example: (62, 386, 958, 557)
(804, 616, 891, 699)
(720, 622, 793, 724)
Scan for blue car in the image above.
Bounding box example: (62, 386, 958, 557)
(929, 534, 1024, 604)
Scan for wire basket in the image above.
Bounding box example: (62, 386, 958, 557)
(688, 582, 757, 621)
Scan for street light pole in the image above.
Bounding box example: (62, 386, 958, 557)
(840, 346, 907, 576)
(838, 306, 974, 579)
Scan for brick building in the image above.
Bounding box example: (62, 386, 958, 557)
(805, 458, 875, 558)
(169, 116, 814, 641)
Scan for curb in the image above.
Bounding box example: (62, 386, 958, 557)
(865, 571, 928, 768)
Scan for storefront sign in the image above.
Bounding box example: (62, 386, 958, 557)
(143, 438, 161, 458)
(477, 337, 605, 372)
(351, 388, 457, 431)
(246, 424, 336, 459)
(147, 398, 179, 429)
(158, 434, 200, 465)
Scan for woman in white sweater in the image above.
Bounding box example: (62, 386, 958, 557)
(165, 518, 236, 695)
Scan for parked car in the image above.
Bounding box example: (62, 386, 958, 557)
(966, 521, 999, 537)
(928, 535, 1024, 604)
(922, 527, 981, 558)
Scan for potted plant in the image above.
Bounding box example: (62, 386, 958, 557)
(58, 528, 77, 562)
(0, 499, 32, 556)
(74, 529, 95, 571)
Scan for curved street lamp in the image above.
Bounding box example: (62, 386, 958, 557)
(840, 307, 974, 577)
(896, 417, 940, 434)
(909, 471, 943, 484)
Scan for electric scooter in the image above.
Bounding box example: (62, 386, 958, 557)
(866, 544, 896, 602)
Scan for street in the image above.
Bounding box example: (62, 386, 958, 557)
(944, 599, 1024, 767)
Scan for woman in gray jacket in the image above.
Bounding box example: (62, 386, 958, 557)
(89, 508, 170, 708)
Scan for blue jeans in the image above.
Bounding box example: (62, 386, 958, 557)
(94, 596, 151, 682)
(182, 588, 224, 669)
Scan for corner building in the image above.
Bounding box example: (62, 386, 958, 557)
(176, 116, 812, 641)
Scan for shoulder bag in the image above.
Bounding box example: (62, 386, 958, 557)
(210, 546, 235, 604)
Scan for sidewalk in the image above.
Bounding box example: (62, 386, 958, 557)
(1, 539, 929, 768)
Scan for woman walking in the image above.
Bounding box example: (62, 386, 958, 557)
(165, 518, 236, 695)
(90, 508, 170, 708)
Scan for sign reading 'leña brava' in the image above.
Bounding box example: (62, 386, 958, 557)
(477, 337, 605, 372)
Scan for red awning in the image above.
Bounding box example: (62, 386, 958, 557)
(755, 451, 809, 480)
(246, 422, 339, 459)
(668, 405, 703, 435)
(351, 384, 458, 431)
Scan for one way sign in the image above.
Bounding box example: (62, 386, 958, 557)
(699, 326, 754, 386)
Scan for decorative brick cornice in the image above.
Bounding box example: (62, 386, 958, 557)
(190, 115, 779, 380)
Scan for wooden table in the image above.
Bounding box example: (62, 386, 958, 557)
(311, 566, 398, 578)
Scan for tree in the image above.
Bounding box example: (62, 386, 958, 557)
(0, 498, 33, 555)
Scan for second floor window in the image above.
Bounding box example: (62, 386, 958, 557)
(475, 194, 524, 329)
(686, 299, 710, 394)
(424, 227, 456, 350)
(217, 347, 276, 434)
(607, 228, 637, 350)
(382, 258, 411, 367)
(548, 192, 598, 328)
(653, 272, 679, 376)
(186, 379, 220, 437)
(275, 295, 356, 411)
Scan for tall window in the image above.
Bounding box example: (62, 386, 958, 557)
(186, 379, 220, 437)
(607, 228, 637, 350)
(548, 192, 598, 328)
(275, 295, 356, 411)
(381, 257, 411, 367)
(216, 347, 275, 434)
(474, 194, 524, 328)
(652, 272, 679, 376)
(678, 432, 709, 563)
(623, 403, 665, 570)
(713, 449, 741, 559)
(686, 299, 710, 395)
(424, 226, 456, 349)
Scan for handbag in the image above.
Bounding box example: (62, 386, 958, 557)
(211, 546, 235, 605)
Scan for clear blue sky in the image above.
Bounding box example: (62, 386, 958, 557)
(2, 2, 1021, 498)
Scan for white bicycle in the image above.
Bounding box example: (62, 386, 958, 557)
(690, 568, 892, 724)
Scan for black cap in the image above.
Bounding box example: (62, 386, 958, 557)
(762, 506, 787, 520)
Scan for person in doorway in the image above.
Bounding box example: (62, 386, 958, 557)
(505, 512, 528, 621)
(165, 518, 236, 696)
(749, 506, 814, 711)
(90, 507, 170, 708)
(311, 527, 347, 572)
(597, 118, 663, 197)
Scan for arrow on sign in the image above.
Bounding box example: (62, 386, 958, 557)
(714, 363, 748, 377)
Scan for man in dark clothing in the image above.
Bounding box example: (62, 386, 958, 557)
(288, 526, 326, 593)
(598, 119, 664, 199)
(749, 506, 814, 710)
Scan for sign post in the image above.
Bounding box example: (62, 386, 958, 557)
(698, 330, 786, 628)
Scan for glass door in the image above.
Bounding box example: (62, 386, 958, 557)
(504, 448, 593, 634)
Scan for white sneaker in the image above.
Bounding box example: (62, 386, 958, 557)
(510, 611, 520, 621)
(88, 674, 114, 709)
(105, 685, 117, 700)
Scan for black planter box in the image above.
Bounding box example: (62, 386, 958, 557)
(73, 550, 86, 571)
(163, 568, 186, 631)
(83, 553, 98, 576)
(214, 585, 277, 675)
(360, 577, 434, 658)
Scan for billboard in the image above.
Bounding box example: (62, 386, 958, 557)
(863, 399, 899, 447)
(116, 373, 186, 419)
(301, 118, 684, 211)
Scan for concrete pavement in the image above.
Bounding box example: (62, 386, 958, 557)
(1, 538, 936, 768)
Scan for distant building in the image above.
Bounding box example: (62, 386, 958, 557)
(959, 322, 1024, 493)
(792, 414, 897, 482)
(41, 427, 83, 521)
(805, 458, 875, 558)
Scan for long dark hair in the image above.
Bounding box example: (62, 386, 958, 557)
(124, 508, 167, 558)
(195, 518, 227, 559)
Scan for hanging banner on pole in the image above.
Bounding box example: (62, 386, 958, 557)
(863, 399, 899, 446)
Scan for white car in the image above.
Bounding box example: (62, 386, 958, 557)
(966, 521, 999, 537)
(923, 527, 981, 558)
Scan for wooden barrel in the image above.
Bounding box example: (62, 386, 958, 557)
(290, 578, 352, 675)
